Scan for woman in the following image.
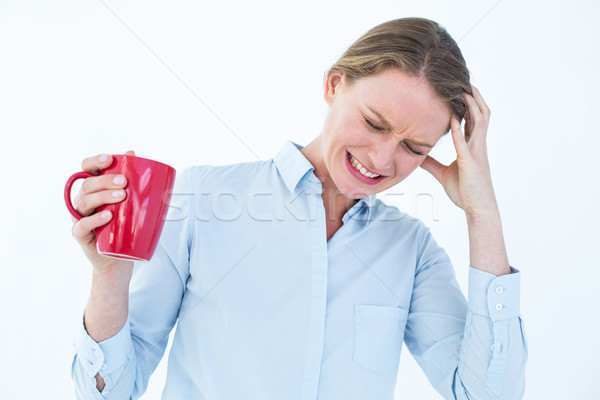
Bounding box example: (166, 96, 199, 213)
(71, 17, 528, 399)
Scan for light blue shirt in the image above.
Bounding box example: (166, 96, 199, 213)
(72, 140, 528, 399)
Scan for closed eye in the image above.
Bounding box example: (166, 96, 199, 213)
(364, 116, 425, 156)
(364, 117, 385, 131)
(404, 142, 425, 156)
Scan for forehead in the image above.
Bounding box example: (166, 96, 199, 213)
(350, 69, 451, 139)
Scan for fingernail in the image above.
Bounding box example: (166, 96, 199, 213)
(99, 154, 109, 163)
(112, 190, 125, 198)
(100, 211, 111, 219)
(113, 176, 125, 185)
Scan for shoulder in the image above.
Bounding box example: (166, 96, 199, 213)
(373, 199, 449, 274)
(178, 159, 276, 192)
(371, 197, 429, 238)
(371, 197, 441, 251)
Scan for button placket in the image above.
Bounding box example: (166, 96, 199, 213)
(298, 178, 328, 400)
(84, 346, 104, 378)
(485, 320, 510, 394)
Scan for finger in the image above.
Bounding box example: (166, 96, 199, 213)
(75, 188, 127, 217)
(124, 150, 136, 157)
(450, 116, 469, 157)
(81, 154, 113, 174)
(72, 210, 112, 243)
(463, 93, 488, 146)
(463, 92, 483, 127)
(419, 154, 447, 183)
(471, 86, 491, 119)
(80, 174, 128, 196)
(464, 108, 473, 143)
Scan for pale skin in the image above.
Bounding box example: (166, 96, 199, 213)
(71, 151, 136, 391)
(72, 68, 510, 392)
(301, 68, 510, 276)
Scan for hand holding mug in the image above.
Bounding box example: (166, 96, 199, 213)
(66, 151, 176, 273)
(69, 151, 135, 273)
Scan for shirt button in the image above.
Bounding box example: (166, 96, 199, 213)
(101, 364, 107, 370)
(94, 350, 101, 357)
(103, 391, 110, 395)
(495, 286, 503, 294)
(490, 344, 495, 351)
(495, 303, 503, 311)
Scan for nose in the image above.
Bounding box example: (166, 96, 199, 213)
(367, 140, 395, 172)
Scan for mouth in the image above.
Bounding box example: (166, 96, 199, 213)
(345, 150, 387, 185)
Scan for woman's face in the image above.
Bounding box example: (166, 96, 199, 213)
(320, 68, 453, 199)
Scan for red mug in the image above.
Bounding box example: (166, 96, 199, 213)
(64, 155, 176, 262)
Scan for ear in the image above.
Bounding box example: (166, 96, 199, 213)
(324, 71, 344, 106)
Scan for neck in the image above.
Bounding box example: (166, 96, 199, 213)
(300, 136, 359, 222)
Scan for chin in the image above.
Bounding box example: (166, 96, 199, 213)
(340, 178, 373, 199)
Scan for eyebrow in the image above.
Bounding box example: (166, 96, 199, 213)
(365, 105, 435, 148)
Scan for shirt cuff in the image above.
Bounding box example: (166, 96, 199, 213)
(74, 314, 132, 380)
(468, 265, 521, 321)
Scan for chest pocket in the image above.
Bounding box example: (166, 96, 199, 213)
(353, 304, 409, 374)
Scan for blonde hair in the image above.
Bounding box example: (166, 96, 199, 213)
(324, 17, 472, 122)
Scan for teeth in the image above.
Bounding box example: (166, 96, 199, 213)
(348, 152, 379, 178)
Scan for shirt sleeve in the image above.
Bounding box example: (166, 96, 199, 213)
(403, 226, 528, 400)
(71, 167, 196, 399)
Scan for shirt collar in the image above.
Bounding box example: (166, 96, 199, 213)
(272, 140, 378, 224)
(272, 140, 316, 195)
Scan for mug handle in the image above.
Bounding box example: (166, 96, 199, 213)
(64, 171, 95, 220)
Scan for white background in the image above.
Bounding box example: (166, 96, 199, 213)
(1, 0, 598, 399)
